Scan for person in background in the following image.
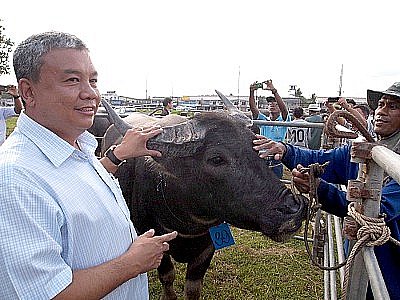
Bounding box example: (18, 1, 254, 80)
(345, 98, 356, 107)
(353, 103, 376, 140)
(253, 82, 400, 300)
(249, 79, 291, 178)
(305, 105, 324, 150)
(0, 31, 177, 299)
(286, 106, 310, 148)
(324, 97, 351, 147)
(0, 85, 23, 145)
(161, 97, 173, 116)
(337, 98, 368, 130)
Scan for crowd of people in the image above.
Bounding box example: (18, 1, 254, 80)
(249, 80, 376, 152)
(252, 80, 400, 299)
(0, 30, 399, 299)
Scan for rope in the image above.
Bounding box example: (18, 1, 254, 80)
(340, 202, 400, 299)
(298, 162, 347, 270)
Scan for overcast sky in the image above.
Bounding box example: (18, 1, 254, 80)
(1, 0, 400, 99)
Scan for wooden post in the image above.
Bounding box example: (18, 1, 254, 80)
(345, 142, 389, 299)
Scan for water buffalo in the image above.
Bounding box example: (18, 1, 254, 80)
(101, 93, 307, 300)
(88, 111, 111, 157)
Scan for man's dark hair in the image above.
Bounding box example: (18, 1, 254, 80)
(13, 31, 88, 82)
(266, 96, 276, 103)
(293, 106, 304, 119)
(163, 97, 172, 107)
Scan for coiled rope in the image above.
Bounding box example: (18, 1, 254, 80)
(296, 163, 400, 299)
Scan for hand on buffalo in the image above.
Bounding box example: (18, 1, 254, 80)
(114, 126, 163, 159)
(123, 229, 178, 277)
(252, 134, 286, 160)
(292, 164, 311, 193)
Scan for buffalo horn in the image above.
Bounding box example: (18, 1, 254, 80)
(215, 89, 253, 127)
(101, 99, 205, 144)
(101, 99, 132, 136)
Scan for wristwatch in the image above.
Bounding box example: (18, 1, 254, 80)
(105, 145, 124, 166)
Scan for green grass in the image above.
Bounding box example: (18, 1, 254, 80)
(6, 117, 18, 137)
(149, 227, 323, 300)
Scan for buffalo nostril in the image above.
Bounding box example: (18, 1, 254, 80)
(277, 194, 303, 215)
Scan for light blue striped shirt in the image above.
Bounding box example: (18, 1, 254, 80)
(0, 112, 148, 299)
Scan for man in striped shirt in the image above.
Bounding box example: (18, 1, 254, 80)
(0, 31, 177, 300)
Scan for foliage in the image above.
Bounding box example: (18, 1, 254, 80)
(149, 227, 323, 300)
(6, 117, 17, 137)
(0, 19, 14, 76)
(295, 88, 303, 98)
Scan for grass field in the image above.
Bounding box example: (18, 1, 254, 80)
(148, 227, 323, 300)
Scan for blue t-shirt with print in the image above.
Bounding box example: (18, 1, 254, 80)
(258, 113, 291, 142)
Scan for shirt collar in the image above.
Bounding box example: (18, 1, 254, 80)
(17, 112, 98, 167)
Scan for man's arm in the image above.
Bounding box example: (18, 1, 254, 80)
(6, 85, 23, 114)
(100, 126, 163, 174)
(249, 83, 260, 119)
(54, 229, 177, 300)
(265, 80, 288, 120)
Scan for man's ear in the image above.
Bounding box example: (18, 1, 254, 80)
(18, 78, 35, 107)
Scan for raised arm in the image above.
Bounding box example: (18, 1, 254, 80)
(6, 85, 23, 114)
(265, 80, 288, 120)
(249, 82, 260, 119)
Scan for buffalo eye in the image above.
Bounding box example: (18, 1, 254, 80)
(207, 156, 226, 166)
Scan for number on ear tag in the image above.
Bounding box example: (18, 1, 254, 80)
(209, 223, 235, 250)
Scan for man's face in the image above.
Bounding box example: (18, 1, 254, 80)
(25, 48, 100, 143)
(374, 95, 400, 137)
(268, 101, 280, 114)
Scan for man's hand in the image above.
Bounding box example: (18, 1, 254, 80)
(6, 85, 19, 98)
(253, 134, 286, 160)
(250, 82, 259, 92)
(125, 229, 178, 275)
(264, 79, 275, 91)
(114, 126, 163, 160)
(292, 164, 311, 193)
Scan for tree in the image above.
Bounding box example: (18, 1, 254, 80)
(295, 87, 303, 98)
(0, 20, 14, 75)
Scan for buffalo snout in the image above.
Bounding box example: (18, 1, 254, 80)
(277, 192, 308, 218)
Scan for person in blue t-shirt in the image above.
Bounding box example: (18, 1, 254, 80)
(253, 82, 400, 300)
(249, 79, 291, 178)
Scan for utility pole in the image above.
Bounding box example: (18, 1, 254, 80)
(338, 64, 343, 96)
(145, 78, 148, 99)
(237, 65, 240, 101)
